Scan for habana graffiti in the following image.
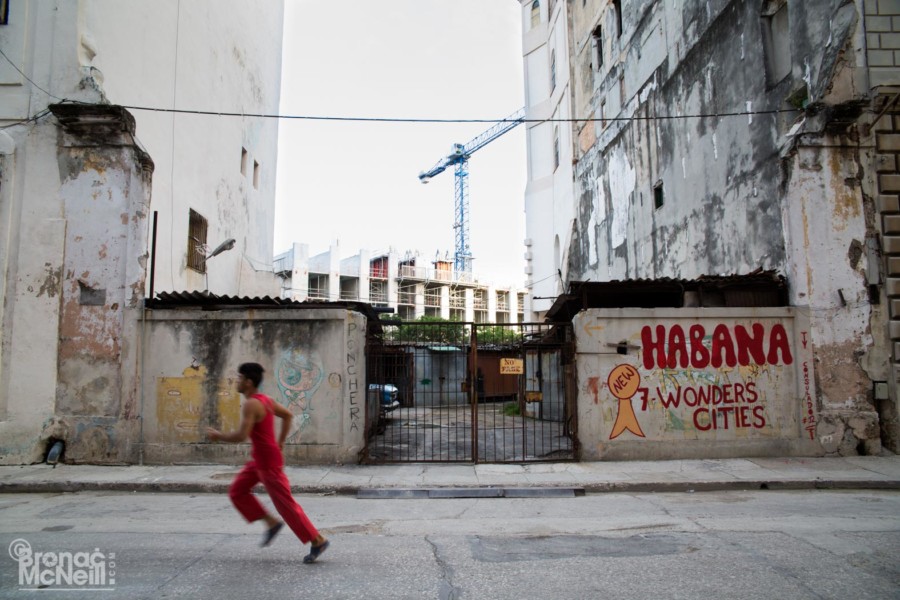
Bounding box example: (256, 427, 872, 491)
(641, 323, 793, 370)
(275, 348, 324, 443)
(605, 322, 801, 440)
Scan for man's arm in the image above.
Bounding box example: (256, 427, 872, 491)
(271, 401, 294, 448)
(206, 399, 257, 443)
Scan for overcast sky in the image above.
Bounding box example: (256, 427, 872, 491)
(274, 1, 527, 287)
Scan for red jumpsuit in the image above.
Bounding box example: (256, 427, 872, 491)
(228, 393, 320, 544)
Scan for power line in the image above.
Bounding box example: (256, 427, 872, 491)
(118, 103, 802, 124)
(0, 44, 803, 126)
(0, 46, 65, 101)
(0, 108, 52, 131)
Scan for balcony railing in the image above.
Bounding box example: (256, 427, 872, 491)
(424, 291, 441, 307)
(308, 285, 329, 300)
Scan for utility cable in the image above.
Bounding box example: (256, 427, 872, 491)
(0, 46, 65, 101)
(117, 103, 802, 124)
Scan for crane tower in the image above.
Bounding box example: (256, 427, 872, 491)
(418, 108, 525, 273)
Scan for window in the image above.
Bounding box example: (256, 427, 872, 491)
(530, 0, 540, 29)
(0, 0, 9, 25)
(550, 49, 557, 92)
(612, 0, 622, 37)
(187, 209, 208, 273)
(240, 147, 248, 176)
(761, 1, 791, 85)
(592, 26, 603, 71)
(653, 181, 664, 209)
(253, 160, 260, 189)
(553, 127, 560, 170)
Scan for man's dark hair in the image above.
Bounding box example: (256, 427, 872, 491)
(238, 362, 265, 387)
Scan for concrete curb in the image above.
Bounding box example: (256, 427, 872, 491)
(2, 478, 898, 495)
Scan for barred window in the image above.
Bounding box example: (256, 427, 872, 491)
(187, 209, 208, 273)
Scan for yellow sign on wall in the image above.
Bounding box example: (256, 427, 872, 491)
(156, 367, 240, 442)
(499, 358, 523, 375)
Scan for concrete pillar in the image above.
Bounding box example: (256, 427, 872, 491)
(440, 285, 450, 320)
(465, 288, 475, 323)
(414, 283, 425, 319)
(289, 242, 309, 301)
(328, 241, 340, 302)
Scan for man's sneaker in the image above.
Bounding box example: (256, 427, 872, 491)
(261, 522, 283, 547)
(303, 540, 330, 564)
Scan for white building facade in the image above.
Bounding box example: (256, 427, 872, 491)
(0, 1, 284, 464)
(519, 0, 577, 320)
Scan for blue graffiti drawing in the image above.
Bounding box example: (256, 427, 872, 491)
(275, 349, 324, 442)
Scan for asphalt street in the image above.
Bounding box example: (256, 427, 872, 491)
(1, 489, 898, 599)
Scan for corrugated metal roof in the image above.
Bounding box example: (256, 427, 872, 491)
(145, 291, 387, 323)
(546, 270, 788, 322)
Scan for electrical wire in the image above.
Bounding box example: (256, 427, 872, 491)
(0, 46, 66, 101)
(117, 103, 802, 124)
(0, 31, 805, 128)
(0, 108, 52, 131)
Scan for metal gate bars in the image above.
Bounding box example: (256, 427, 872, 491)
(364, 321, 577, 463)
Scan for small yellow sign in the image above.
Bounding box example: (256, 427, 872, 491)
(499, 358, 523, 375)
(525, 391, 543, 403)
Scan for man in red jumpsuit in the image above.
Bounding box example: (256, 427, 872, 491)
(207, 362, 330, 563)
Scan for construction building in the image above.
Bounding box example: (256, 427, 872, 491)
(275, 243, 528, 323)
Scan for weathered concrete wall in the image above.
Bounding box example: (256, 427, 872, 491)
(517, 0, 890, 453)
(0, 104, 152, 465)
(138, 308, 367, 465)
(576, 308, 821, 460)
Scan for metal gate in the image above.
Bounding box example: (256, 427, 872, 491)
(364, 321, 577, 463)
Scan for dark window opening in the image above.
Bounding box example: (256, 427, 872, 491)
(0, 0, 9, 25)
(653, 182, 664, 209)
(550, 49, 557, 92)
(187, 209, 208, 273)
(612, 0, 622, 37)
(253, 160, 260, 189)
(240, 147, 248, 176)
(761, 1, 791, 85)
(592, 26, 603, 71)
(553, 127, 560, 170)
(531, 0, 540, 29)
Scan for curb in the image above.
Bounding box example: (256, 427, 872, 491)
(2, 479, 898, 495)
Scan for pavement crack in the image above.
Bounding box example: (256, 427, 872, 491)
(426, 535, 462, 600)
(153, 534, 228, 592)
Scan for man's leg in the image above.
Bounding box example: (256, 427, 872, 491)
(259, 466, 321, 544)
(228, 461, 267, 523)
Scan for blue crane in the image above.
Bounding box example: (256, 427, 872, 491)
(418, 108, 525, 273)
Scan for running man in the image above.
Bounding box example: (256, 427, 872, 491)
(206, 362, 329, 563)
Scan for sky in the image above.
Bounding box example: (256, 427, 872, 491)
(274, 1, 528, 287)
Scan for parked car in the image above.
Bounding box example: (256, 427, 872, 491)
(368, 383, 400, 413)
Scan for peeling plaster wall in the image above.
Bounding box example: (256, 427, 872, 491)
(520, 0, 888, 455)
(0, 122, 67, 464)
(138, 308, 367, 465)
(0, 104, 151, 465)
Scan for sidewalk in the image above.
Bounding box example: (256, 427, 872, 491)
(1, 455, 899, 495)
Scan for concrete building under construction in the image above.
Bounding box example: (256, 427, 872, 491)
(275, 242, 528, 324)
